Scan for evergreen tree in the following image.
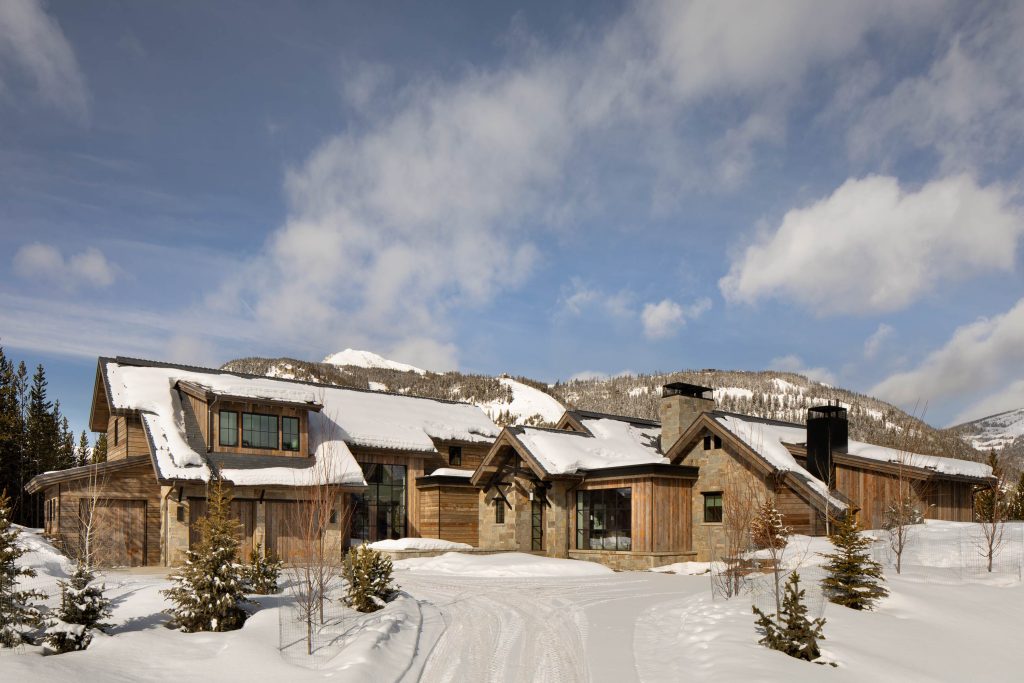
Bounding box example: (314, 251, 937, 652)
(0, 490, 46, 647)
(77, 431, 90, 468)
(342, 545, 398, 613)
(1006, 472, 1024, 521)
(91, 433, 108, 464)
(820, 513, 888, 610)
(55, 412, 76, 471)
(974, 451, 1003, 522)
(162, 479, 249, 632)
(42, 564, 111, 653)
(0, 349, 23, 507)
(23, 365, 56, 525)
(752, 571, 826, 662)
(244, 543, 282, 595)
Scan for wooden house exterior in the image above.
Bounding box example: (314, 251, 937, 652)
(28, 356, 499, 567)
(472, 385, 993, 569)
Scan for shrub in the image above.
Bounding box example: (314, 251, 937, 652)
(43, 563, 111, 653)
(245, 543, 282, 595)
(342, 545, 398, 613)
(752, 571, 826, 662)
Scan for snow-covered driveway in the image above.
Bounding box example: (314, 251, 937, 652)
(400, 572, 705, 683)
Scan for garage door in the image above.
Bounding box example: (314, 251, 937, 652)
(265, 501, 316, 563)
(84, 499, 146, 567)
(189, 498, 256, 557)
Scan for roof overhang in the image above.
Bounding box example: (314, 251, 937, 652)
(176, 379, 324, 412)
(26, 455, 153, 494)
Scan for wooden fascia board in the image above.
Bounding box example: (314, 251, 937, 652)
(470, 430, 517, 486)
(668, 414, 776, 479)
(25, 455, 152, 494)
(88, 361, 111, 432)
(178, 380, 324, 412)
(555, 412, 590, 434)
(785, 442, 988, 484)
(664, 413, 717, 462)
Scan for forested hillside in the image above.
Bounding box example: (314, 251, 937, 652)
(223, 354, 983, 464)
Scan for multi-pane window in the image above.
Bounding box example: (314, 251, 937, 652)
(531, 499, 544, 551)
(350, 463, 407, 544)
(281, 416, 300, 451)
(242, 413, 278, 449)
(703, 492, 723, 523)
(448, 446, 462, 466)
(219, 411, 238, 446)
(576, 488, 632, 551)
(495, 499, 505, 524)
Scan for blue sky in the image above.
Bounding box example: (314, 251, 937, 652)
(2, 0, 1023, 437)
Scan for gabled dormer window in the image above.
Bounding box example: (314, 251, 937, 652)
(448, 446, 462, 466)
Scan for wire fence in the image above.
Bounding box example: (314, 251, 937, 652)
(871, 523, 1024, 581)
(277, 578, 357, 670)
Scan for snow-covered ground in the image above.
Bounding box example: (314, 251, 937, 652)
(7, 522, 1024, 681)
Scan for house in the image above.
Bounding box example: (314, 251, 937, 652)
(473, 383, 993, 569)
(27, 357, 499, 566)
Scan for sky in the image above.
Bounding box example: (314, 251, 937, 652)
(1, 0, 1023, 437)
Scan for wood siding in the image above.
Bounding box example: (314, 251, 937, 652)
(573, 475, 694, 554)
(188, 498, 257, 556)
(105, 415, 149, 461)
(776, 485, 823, 536)
(836, 462, 977, 528)
(46, 461, 161, 566)
(418, 485, 479, 546)
(210, 399, 310, 457)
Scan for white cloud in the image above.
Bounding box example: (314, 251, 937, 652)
(863, 323, 893, 360)
(559, 279, 633, 319)
(952, 379, 1024, 426)
(386, 337, 458, 373)
(872, 298, 1024, 412)
(641, 297, 710, 340)
(771, 354, 837, 386)
(13, 243, 116, 289)
(720, 174, 1023, 315)
(847, 3, 1024, 173)
(0, 0, 89, 119)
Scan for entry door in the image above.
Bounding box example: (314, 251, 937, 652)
(351, 463, 407, 544)
(531, 498, 544, 551)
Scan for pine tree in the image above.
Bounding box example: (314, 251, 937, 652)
(244, 543, 282, 595)
(77, 431, 90, 468)
(92, 433, 108, 464)
(23, 364, 57, 526)
(55, 411, 76, 471)
(0, 490, 46, 647)
(752, 571, 826, 662)
(820, 513, 888, 610)
(1007, 472, 1024, 521)
(162, 479, 249, 632)
(0, 348, 23, 507)
(974, 451, 1003, 522)
(42, 564, 111, 653)
(342, 545, 398, 613)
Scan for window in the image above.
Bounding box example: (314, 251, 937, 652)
(448, 446, 462, 466)
(282, 416, 300, 451)
(531, 499, 544, 551)
(219, 411, 238, 447)
(703, 492, 723, 523)
(176, 506, 185, 523)
(703, 435, 711, 450)
(114, 419, 120, 446)
(242, 413, 278, 449)
(495, 499, 505, 524)
(329, 509, 338, 524)
(576, 488, 632, 551)
(350, 463, 407, 544)
(713, 435, 722, 449)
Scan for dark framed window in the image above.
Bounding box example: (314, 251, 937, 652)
(219, 411, 238, 446)
(176, 506, 185, 523)
(703, 435, 711, 450)
(114, 419, 120, 446)
(703, 492, 723, 523)
(282, 416, 300, 451)
(350, 463, 407, 544)
(531, 498, 544, 551)
(448, 446, 462, 466)
(713, 435, 722, 449)
(495, 499, 505, 524)
(576, 487, 632, 551)
(329, 509, 338, 524)
(242, 413, 278, 449)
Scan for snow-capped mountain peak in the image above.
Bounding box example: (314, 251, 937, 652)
(953, 407, 1024, 452)
(322, 349, 427, 375)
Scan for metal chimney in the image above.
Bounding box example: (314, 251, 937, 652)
(806, 403, 847, 485)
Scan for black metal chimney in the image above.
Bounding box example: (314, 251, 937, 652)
(806, 403, 847, 485)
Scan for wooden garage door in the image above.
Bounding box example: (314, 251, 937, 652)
(265, 501, 315, 563)
(189, 498, 256, 557)
(84, 499, 146, 567)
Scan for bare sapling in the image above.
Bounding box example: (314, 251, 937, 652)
(750, 494, 791, 616)
(975, 450, 1007, 573)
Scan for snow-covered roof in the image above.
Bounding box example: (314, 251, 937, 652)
(713, 414, 847, 509)
(102, 358, 500, 486)
(844, 441, 992, 479)
(511, 416, 666, 476)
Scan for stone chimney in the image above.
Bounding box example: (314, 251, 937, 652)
(659, 382, 715, 453)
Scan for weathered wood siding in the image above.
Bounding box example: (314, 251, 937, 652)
(652, 477, 693, 552)
(211, 399, 310, 457)
(428, 441, 491, 473)
(776, 485, 823, 536)
(836, 462, 977, 528)
(105, 415, 149, 461)
(48, 461, 161, 566)
(418, 484, 479, 546)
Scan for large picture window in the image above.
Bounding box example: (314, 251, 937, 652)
(219, 411, 238, 446)
(576, 487, 632, 551)
(281, 416, 300, 451)
(242, 413, 278, 449)
(350, 463, 407, 544)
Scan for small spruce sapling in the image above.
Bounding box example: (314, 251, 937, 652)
(0, 489, 46, 647)
(752, 571, 826, 663)
(245, 543, 282, 595)
(750, 497, 790, 616)
(820, 513, 888, 610)
(43, 563, 112, 653)
(342, 545, 398, 613)
(162, 479, 250, 632)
